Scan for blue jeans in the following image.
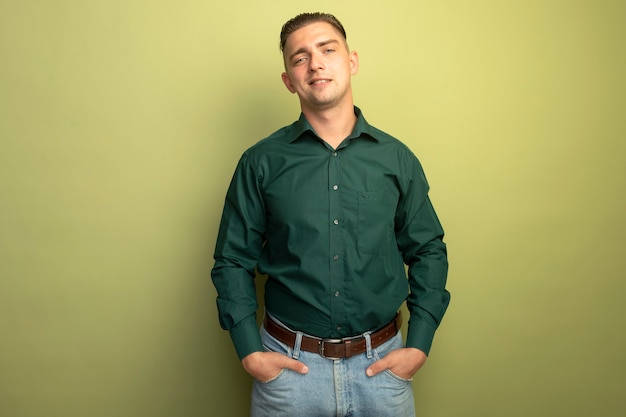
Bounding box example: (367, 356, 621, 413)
(251, 320, 416, 417)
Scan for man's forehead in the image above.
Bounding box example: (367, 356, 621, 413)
(283, 21, 345, 53)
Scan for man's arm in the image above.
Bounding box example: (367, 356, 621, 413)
(368, 152, 449, 378)
(211, 154, 311, 381)
(211, 154, 266, 360)
(401, 193, 450, 356)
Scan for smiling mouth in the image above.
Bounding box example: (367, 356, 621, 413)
(309, 79, 331, 85)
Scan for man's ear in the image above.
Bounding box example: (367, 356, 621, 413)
(349, 51, 359, 75)
(281, 72, 296, 93)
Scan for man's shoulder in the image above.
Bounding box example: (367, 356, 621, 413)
(365, 123, 397, 143)
(364, 122, 415, 155)
(244, 123, 296, 155)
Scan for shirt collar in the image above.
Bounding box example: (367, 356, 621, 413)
(288, 106, 381, 143)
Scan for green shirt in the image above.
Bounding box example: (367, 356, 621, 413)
(212, 107, 450, 360)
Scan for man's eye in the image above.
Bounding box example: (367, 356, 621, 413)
(294, 57, 306, 64)
(325, 49, 335, 53)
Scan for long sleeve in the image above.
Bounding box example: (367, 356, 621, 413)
(395, 152, 450, 355)
(211, 154, 266, 360)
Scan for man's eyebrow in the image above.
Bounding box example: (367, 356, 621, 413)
(288, 39, 340, 61)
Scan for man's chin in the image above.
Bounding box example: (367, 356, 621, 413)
(303, 94, 340, 110)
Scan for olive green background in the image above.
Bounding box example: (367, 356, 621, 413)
(1, 1, 624, 416)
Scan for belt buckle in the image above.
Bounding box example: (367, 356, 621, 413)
(319, 338, 343, 360)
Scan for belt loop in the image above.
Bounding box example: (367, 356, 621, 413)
(292, 331, 303, 360)
(364, 332, 373, 359)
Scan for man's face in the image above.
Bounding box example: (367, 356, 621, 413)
(281, 22, 359, 112)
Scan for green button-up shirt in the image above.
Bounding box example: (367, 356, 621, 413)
(212, 107, 450, 360)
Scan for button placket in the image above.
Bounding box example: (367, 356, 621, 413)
(328, 149, 345, 333)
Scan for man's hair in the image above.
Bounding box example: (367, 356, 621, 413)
(279, 12, 347, 53)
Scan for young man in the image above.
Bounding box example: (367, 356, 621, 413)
(211, 12, 450, 417)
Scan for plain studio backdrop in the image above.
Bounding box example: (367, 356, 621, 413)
(1, 1, 624, 416)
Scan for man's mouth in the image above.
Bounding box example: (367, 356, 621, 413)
(309, 79, 331, 86)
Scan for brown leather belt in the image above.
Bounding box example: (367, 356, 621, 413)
(263, 312, 402, 359)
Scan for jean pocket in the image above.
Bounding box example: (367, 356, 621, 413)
(372, 332, 413, 383)
(384, 369, 413, 383)
(259, 368, 286, 384)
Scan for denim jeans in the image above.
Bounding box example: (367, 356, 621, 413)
(251, 320, 416, 417)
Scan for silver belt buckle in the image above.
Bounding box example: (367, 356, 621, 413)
(319, 338, 343, 360)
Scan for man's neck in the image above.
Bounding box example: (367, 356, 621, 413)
(302, 103, 357, 149)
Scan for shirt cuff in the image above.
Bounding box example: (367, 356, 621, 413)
(229, 316, 264, 360)
(405, 317, 437, 356)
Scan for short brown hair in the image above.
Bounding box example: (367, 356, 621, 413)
(279, 12, 347, 52)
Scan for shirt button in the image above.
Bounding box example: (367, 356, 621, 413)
(333, 254, 339, 260)
(336, 326, 342, 331)
(333, 219, 339, 225)
(333, 185, 339, 191)
(334, 291, 340, 297)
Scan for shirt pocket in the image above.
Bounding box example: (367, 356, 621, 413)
(357, 191, 396, 255)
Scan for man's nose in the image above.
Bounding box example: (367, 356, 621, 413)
(309, 52, 324, 71)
